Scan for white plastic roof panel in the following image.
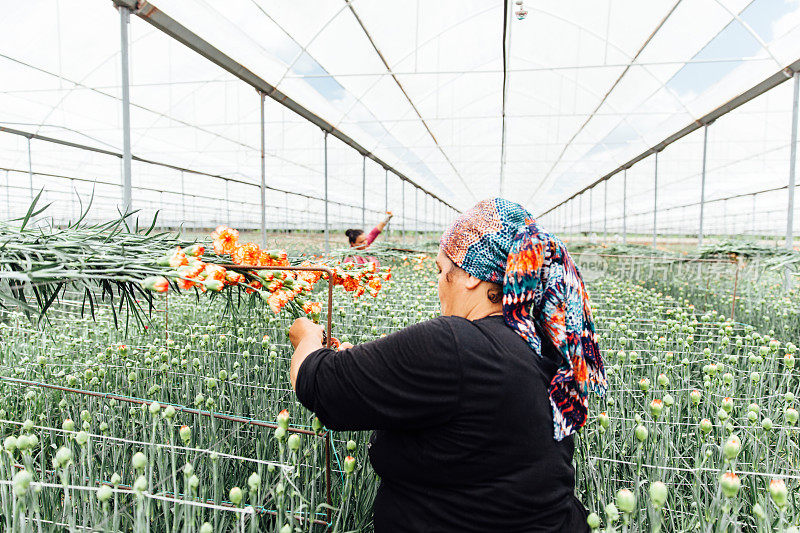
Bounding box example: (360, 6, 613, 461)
(2, 0, 800, 234)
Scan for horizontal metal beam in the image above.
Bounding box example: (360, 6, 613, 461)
(0, 126, 380, 211)
(538, 57, 800, 217)
(112, 0, 459, 213)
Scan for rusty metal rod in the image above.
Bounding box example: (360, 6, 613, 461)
(219, 264, 336, 349)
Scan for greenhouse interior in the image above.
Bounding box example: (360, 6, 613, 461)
(2, 0, 800, 531)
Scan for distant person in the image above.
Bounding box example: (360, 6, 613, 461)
(290, 198, 604, 532)
(344, 212, 393, 265)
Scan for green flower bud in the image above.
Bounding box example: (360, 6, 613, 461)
(75, 431, 89, 447)
(347, 440, 357, 451)
(649, 481, 667, 508)
(587, 512, 601, 530)
(55, 446, 72, 468)
(62, 418, 75, 432)
(616, 488, 636, 514)
(132, 451, 147, 471)
(762, 417, 774, 431)
(110, 472, 121, 486)
(723, 434, 741, 461)
(287, 434, 301, 451)
(247, 472, 261, 492)
(770, 479, 789, 509)
(719, 472, 740, 498)
(229, 486, 243, 505)
(635, 425, 648, 442)
(604, 503, 619, 523)
(12, 469, 32, 497)
(344, 455, 356, 475)
(97, 484, 113, 503)
(200, 523, 213, 533)
(699, 418, 713, 434)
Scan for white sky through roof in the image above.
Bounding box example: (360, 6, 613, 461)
(1, 0, 800, 235)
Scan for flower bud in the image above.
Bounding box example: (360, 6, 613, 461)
(786, 407, 799, 425)
(274, 427, 286, 441)
(55, 446, 72, 468)
(344, 455, 356, 475)
(12, 469, 32, 497)
(639, 378, 650, 392)
(149, 401, 161, 415)
(762, 417, 774, 431)
(132, 451, 147, 471)
(277, 409, 290, 430)
(635, 425, 648, 442)
(719, 472, 740, 498)
(723, 435, 741, 461)
(97, 484, 113, 503)
(287, 434, 301, 451)
(62, 418, 75, 432)
(347, 440, 357, 451)
(587, 512, 601, 530)
(770, 479, 789, 508)
(229, 486, 243, 505)
(142, 276, 169, 293)
(657, 373, 669, 388)
(604, 503, 619, 523)
(649, 399, 663, 419)
(179, 425, 191, 444)
(616, 489, 636, 514)
(699, 418, 713, 434)
(22, 419, 34, 432)
(649, 481, 667, 508)
(110, 473, 121, 486)
(163, 405, 176, 420)
(690, 389, 701, 405)
(248, 472, 261, 492)
(188, 475, 199, 491)
(200, 523, 213, 533)
(663, 394, 674, 408)
(721, 397, 733, 413)
(75, 431, 89, 447)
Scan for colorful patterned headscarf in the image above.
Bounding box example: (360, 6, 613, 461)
(440, 198, 607, 440)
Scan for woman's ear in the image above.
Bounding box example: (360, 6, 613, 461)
(464, 275, 481, 290)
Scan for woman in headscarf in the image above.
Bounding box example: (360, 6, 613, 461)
(289, 198, 606, 532)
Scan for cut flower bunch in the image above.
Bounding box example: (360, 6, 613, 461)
(141, 224, 392, 321)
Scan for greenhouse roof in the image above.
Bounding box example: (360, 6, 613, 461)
(2, 0, 800, 218)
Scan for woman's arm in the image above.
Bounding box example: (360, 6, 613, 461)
(290, 316, 461, 431)
(372, 212, 394, 235)
(289, 318, 324, 389)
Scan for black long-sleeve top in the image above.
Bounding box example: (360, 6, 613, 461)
(296, 315, 589, 532)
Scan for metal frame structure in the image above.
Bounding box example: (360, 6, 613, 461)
(539, 58, 800, 248)
(109, 0, 458, 241)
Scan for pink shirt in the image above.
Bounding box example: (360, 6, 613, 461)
(345, 226, 381, 266)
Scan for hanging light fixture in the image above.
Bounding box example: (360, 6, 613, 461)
(515, 0, 528, 20)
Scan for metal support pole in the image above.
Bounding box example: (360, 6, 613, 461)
(180, 170, 186, 226)
(120, 5, 132, 214)
(324, 131, 329, 254)
(260, 92, 267, 247)
(752, 194, 757, 236)
(603, 180, 608, 243)
(402, 180, 406, 244)
(653, 152, 659, 249)
(699, 124, 709, 247)
(414, 187, 419, 245)
(589, 188, 593, 234)
(787, 71, 799, 251)
(622, 170, 627, 245)
(225, 179, 230, 226)
(361, 156, 366, 229)
(384, 169, 388, 234)
(27, 137, 33, 200)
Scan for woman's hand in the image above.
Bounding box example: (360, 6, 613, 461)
(289, 317, 323, 348)
(338, 342, 354, 351)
